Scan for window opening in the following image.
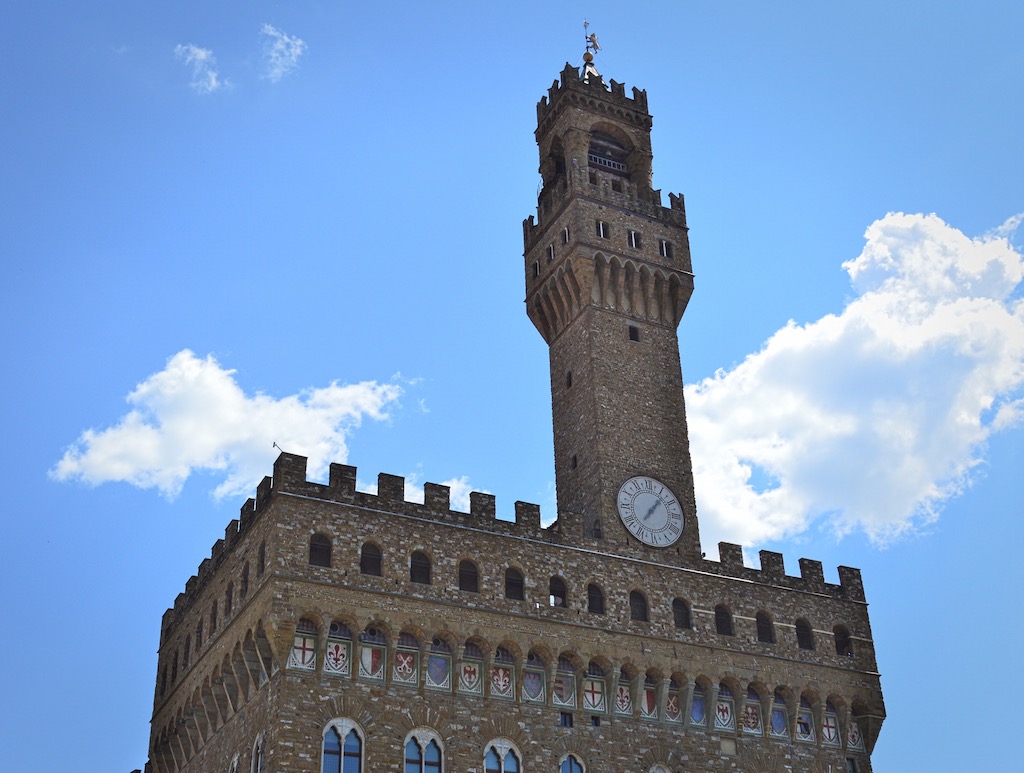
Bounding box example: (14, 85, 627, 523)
(596, 220, 610, 239)
(532, 261, 539, 278)
(561, 753, 584, 773)
(309, 534, 331, 567)
(504, 567, 524, 600)
(659, 239, 674, 259)
(834, 624, 854, 656)
(628, 230, 642, 249)
(570, 453, 578, 470)
(628, 325, 640, 342)
(547, 244, 555, 262)
(458, 560, 479, 593)
(565, 370, 572, 389)
(715, 605, 734, 636)
(322, 723, 362, 773)
(257, 541, 266, 576)
(241, 562, 250, 599)
(559, 712, 574, 728)
(549, 576, 568, 607)
(225, 583, 233, 615)
(484, 744, 520, 773)
(360, 543, 382, 576)
(796, 619, 815, 650)
(587, 583, 605, 614)
(672, 598, 691, 629)
(629, 590, 649, 622)
(756, 611, 775, 643)
(562, 226, 570, 244)
(410, 550, 431, 585)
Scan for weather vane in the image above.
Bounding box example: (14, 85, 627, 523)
(584, 19, 600, 56)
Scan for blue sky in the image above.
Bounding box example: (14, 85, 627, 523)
(2, 1, 1022, 770)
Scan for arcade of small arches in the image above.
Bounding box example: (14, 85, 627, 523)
(311, 536, 858, 659)
(285, 614, 872, 758)
(152, 620, 279, 773)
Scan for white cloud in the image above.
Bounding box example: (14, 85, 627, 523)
(52, 350, 402, 499)
(261, 24, 306, 83)
(174, 43, 226, 94)
(687, 212, 1024, 550)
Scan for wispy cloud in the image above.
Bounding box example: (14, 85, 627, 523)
(52, 350, 403, 499)
(261, 23, 306, 83)
(174, 43, 226, 94)
(688, 212, 1024, 550)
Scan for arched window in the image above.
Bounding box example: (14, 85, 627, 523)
(629, 590, 649, 622)
(410, 551, 431, 585)
(756, 611, 775, 643)
(834, 624, 854, 656)
(560, 755, 584, 773)
(822, 701, 841, 747)
(426, 638, 453, 692)
(641, 672, 658, 719)
(549, 576, 568, 607)
(251, 734, 265, 773)
(714, 683, 736, 731)
(241, 562, 250, 599)
(796, 696, 816, 742)
(795, 619, 815, 650)
(404, 729, 443, 773)
(394, 632, 420, 685)
(324, 621, 352, 677)
(743, 686, 763, 735)
(309, 534, 331, 567)
(714, 604, 734, 636)
(614, 668, 632, 715)
(257, 541, 266, 576)
(360, 543, 382, 576)
(587, 583, 605, 614)
(491, 647, 516, 700)
(358, 626, 386, 681)
(183, 636, 191, 667)
(210, 602, 218, 634)
(458, 641, 484, 695)
(769, 689, 790, 739)
(504, 567, 524, 600)
(672, 598, 691, 629)
(458, 560, 479, 592)
(553, 656, 577, 709)
(322, 719, 363, 773)
(170, 651, 178, 683)
(484, 740, 521, 773)
(287, 618, 317, 671)
(225, 582, 234, 615)
(522, 650, 546, 703)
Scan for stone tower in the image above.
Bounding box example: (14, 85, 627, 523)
(143, 50, 885, 773)
(523, 58, 699, 562)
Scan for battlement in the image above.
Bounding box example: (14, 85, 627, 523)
(536, 63, 651, 136)
(710, 541, 866, 603)
(161, 453, 867, 641)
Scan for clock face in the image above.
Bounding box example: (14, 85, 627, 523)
(616, 476, 684, 547)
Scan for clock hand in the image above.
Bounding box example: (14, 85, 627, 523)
(643, 500, 660, 521)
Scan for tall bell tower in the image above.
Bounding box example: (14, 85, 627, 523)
(523, 46, 701, 562)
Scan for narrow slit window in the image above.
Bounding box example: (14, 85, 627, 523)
(629, 325, 640, 342)
(596, 220, 610, 239)
(562, 225, 571, 244)
(628, 230, 642, 249)
(659, 239, 674, 259)
(547, 244, 555, 261)
(532, 261, 539, 278)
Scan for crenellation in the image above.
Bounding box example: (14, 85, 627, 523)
(469, 491, 496, 519)
(224, 519, 239, 549)
(759, 550, 786, 579)
(423, 481, 450, 512)
(376, 472, 405, 503)
(718, 542, 744, 569)
(328, 462, 357, 495)
(515, 500, 540, 529)
(799, 558, 826, 588)
(255, 476, 273, 509)
(837, 566, 866, 602)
